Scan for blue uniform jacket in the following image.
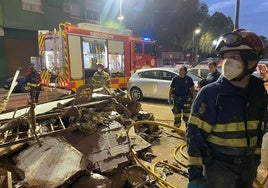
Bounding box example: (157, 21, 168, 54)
(186, 75, 267, 181)
(170, 75, 194, 97)
(206, 71, 221, 85)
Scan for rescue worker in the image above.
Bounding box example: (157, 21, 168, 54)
(26, 63, 41, 103)
(169, 66, 195, 128)
(91, 63, 111, 89)
(186, 29, 268, 188)
(198, 61, 221, 88)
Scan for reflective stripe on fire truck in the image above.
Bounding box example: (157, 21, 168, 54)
(111, 77, 129, 89)
(40, 69, 51, 86)
(57, 26, 70, 89)
(38, 34, 45, 57)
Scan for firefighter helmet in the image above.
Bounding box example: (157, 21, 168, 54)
(215, 29, 265, 58)
(97, 63, 104, 67)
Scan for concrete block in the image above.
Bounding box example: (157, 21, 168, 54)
(16, 136, 89, 188)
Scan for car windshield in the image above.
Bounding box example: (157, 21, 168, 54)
(187, 72, 202, 81)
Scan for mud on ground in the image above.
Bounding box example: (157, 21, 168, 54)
(140, 99, 268, 188)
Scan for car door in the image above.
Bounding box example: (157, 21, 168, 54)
(138, 69, 159, 98)
(156, 70, 176, 99)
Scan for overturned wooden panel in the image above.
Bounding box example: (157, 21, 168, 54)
(62, 121, 131, 174)
(16, 136, 90, 188)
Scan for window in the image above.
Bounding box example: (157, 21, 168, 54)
(144, 44, 156, 56)
(22, 0, 43, 13)
(108, 40, 124, 76)
(82, 37, 107, 69)
(63, 3, 71, 12)
(139, 70, 158, 79)
(63, 2, 82, 18)
(135, 43, 142, 54)
(189, 69, 198, 76)
(86, 10, 101, 23)
(201, 69, 210, 78)
(159, 71, 175, 80)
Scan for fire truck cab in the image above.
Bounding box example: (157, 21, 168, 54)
(38, 22, 158, 91)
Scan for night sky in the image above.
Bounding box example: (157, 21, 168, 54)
(202, 0, 268, 37)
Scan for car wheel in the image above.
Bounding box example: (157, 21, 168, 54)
(130, 87, 143, 101)
(20, 83, 28, 93)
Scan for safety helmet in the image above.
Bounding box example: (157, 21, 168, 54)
(215, 29, 265, 59)
(97, 63, 104, 67)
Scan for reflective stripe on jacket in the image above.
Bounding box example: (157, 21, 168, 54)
(186, 76, 267, 180)
(92, 71, 111, 89)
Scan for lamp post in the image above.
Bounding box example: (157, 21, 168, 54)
(117, 0, 124, 33)
(191, 28, 201, 65)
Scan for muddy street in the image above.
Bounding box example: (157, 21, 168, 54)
(140, 98, 268, 188)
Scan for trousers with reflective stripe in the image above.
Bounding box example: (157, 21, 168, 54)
(172, 96, 192, 127)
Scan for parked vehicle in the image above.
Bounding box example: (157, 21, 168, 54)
(38, 22, 158, 91)
(188, 67, 210, 78)
(194, 60, 208, 68)
(3, 75, 28, 93)
(127, 67, 202, 101)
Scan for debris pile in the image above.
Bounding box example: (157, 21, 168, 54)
(0, 86, 164, 188)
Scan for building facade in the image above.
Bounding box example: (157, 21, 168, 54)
(0, 0, 106, 84)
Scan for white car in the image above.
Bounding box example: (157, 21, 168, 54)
(127, 67, 202, 101)
(188, 67, 210, 78)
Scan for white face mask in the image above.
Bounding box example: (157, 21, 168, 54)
(222, 58, 244, 80)
(97, 68, 102, 72)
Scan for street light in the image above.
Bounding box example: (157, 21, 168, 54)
(117, 0, 124, 33)
(191, 28, 201, 65)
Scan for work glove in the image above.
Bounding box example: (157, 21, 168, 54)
(187, 178, 206, 188)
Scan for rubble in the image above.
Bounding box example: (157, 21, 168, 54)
(16, 136, 89, 188)
(0, 85, 162, 187)
(1, 85, 266, 188)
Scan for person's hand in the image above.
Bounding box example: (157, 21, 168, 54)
(187, 178, 206, 188)
(168, 96, 173, 104)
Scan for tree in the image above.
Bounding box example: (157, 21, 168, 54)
(120, 0, 267, 59)
(196, 11, 234, 58)
(199, 32, 214, 55)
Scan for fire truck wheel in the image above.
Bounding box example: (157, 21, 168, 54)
(130, 87, 143, 101)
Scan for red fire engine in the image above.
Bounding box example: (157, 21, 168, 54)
(38, 22, 158, 91)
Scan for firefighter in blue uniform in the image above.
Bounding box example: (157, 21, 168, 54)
(169, 66, 195, 128)
(199, 61, 221, 88)
(26, 63, 41, 103)
(186, 29, 268, 188)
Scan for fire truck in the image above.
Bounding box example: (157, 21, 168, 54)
(38, 22, 158, 91)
